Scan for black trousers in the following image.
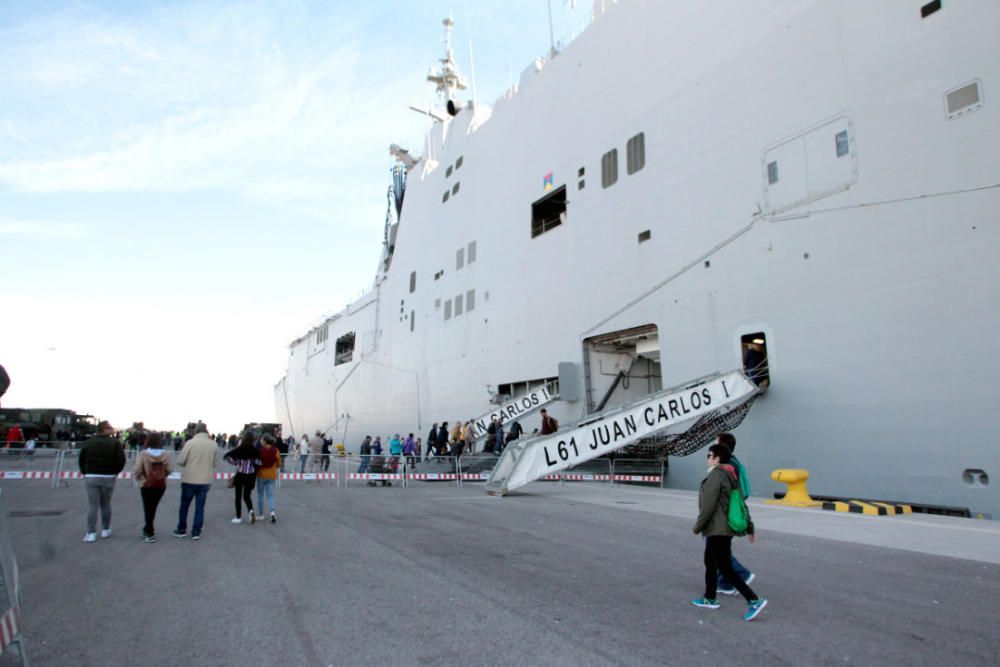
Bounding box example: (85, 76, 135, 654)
(704, 535, 758, 602)
(140, 486, 166, 536)
(233, 473, 256, 518)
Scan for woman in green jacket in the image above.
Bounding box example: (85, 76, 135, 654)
(692, 443, 768, 621)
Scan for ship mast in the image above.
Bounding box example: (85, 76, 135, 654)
(426, 18, 468, 104)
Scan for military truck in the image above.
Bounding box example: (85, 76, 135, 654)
(242, 422, 282, 441)
(0, 408, 99, 446)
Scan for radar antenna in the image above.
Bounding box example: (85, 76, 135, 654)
(426, 18, 468, 102)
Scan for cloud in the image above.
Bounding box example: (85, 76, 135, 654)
(0, 2, 422, 208)
(0, 219, 86, 239)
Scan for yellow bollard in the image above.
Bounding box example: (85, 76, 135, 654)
(766, 468, 822, 507)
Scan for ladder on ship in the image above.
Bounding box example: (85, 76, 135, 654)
(485, 369, 760, 496)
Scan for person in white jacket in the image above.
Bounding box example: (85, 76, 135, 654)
(298, 434, 310, 473)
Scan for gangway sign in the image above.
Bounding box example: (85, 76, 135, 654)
(485, 370, 758, 496)
(469, 382, 558, 442)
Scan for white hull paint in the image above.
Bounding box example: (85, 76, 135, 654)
(277, 1, 1000, 516)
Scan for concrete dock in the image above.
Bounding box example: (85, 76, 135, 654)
(1, 479, 998, 666)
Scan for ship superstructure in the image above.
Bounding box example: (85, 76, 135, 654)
(276, 1, 1000, 517)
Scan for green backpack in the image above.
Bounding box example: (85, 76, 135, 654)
(727, 486, 749, 533)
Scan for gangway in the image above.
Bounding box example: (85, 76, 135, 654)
(485, 370, 759, 496)
(468, 381, 559, 443)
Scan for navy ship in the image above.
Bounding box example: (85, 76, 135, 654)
(276, 1, 1000, 516)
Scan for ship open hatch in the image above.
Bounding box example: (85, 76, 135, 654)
(334, 332, 355, 366)
(741, 332, 770, 389)
(531, 186, 567, 238)
(583, 324, 662, 414)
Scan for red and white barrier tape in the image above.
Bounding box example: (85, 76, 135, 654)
(2, 469, 658, 483)
(613, 475, 662, 482)
(538, 473, 661, 482)
(279, 473, 337, 481)
(0, 605, 21, 653)
(0, 471, 52, 479)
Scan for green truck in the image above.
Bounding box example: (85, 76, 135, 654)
(0, 408, 99, 446)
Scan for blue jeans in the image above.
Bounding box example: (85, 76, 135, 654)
(256, 478, 276, 513)
(299, 454, 308, 473)
(719, 554, 752, 588)
(357, 455, 370, 475)
(176, 482, 210, 536)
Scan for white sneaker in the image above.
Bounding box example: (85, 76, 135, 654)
(100, 528, 112, 539)
(83, 533, 97, 543)
(231, 517, 242, 524)
(744, 573, 756, 586)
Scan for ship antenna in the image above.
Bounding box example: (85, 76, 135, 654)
(465, 2, 478, 107)
(426, 17, 468, 104)
(547, 0, 556, 56)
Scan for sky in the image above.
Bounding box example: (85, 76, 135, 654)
(0, 0, 593, 434)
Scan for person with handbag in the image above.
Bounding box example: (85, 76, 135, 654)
(133, 432, 174, 543)
(225, 433, 261, 525)
(691, 443, 767, 621)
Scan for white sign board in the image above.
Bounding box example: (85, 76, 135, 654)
(471, 384, 556, 440)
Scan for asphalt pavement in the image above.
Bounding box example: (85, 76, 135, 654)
(1, 478, 998, 666)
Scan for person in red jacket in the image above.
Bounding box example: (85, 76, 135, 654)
(5, 424, 24, 449)
(539, 409, 559, 435)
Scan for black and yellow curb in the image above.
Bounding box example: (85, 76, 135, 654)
(821, 500, 913, 516)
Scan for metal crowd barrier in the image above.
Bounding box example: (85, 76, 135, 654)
(1, 448, 664, 492)
(0, 490, 28, 665)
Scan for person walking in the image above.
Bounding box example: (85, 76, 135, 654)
(485, 416, 498, 453)
(437, 422, 449, 459)
(425, 423, 438, 462)
(79, 421, 126, 542)
(461, 420, 474, 455)
(357, 436, 372, 475)
(403, 433, 416, 469)
(298, 434, 310, 473)
(277, 436, 289, 472)
(256, 435, 280, 523)
(691, 443, 767, 621)
(5, 423, 24, 449)
(494, 418, 505, 454)
(225, 432, 261, 524)
(308, 431, 324, 472)
(507, 420, 523, 446)
(133, 431, 173, 543)
(540, 408, 558, 435)
(173, 423, 219, 540)
(715, 432, 755, 595)
(389, 433, 403, 468)
(321, 437, 332, 472)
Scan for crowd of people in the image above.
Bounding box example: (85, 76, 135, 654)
(348, 407, 558, 470)
(73, 410, 768, 621)
(77, 421, 283, 543)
